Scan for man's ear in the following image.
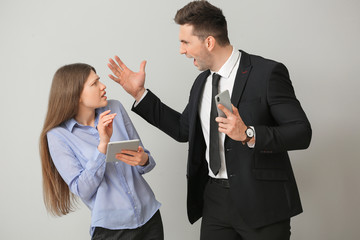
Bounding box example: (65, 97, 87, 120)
(205, 36, 216, 51)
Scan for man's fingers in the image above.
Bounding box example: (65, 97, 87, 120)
(232, 104, 240, 117)
(217, 104, 233, 117)
(108, 74, 118, 81)
(107, 71, 124, 85)
(114, 55, 127, 70)
(107, 62, 121, 81)
(215, 116, 227, 124)
(107, 62, 116, 72)
(108, 57, 125, 78)
(139, 60, 147, 73)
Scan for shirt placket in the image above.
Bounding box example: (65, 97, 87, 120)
(116, 162, 141, 224)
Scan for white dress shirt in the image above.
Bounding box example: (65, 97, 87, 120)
(198, 47, 241, 178)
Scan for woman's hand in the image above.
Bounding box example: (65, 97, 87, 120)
(97, 110, 117, 154)
(115, 146, 149, 166)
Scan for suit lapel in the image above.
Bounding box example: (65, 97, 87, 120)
(191, 70, 210, 114)
(189, 69, 210, 128)
(185, 70, 209, 150)
(231, 50, 252, 106)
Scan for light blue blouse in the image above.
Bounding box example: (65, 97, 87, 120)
(47, 100, 161, 236)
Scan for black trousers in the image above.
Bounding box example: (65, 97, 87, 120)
(91, 210, 164, 240)
(200, 178, 291, 240)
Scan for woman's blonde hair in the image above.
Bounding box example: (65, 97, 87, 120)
(39, 63, 95, 216)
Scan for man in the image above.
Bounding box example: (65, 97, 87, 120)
(107, 1, 312, 239)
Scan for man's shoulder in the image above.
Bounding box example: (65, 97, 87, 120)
(240, 50, 280, 67)
(192, 69, 210, 88)
(197, 69, 211, 79)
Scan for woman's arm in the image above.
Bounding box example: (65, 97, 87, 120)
(118, 102, 156, 174)
(47, 131, 106, 201)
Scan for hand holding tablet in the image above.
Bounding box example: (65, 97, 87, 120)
(105, 139, 140, 162)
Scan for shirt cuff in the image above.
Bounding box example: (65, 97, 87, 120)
(247, 126, 256, 148)
(133, 89, 149, 107)
(136, 155, 155, 174)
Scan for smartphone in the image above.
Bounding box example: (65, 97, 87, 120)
(215, 90, 233, 118)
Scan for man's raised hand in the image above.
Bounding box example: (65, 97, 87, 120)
(108, 56, 147, 101)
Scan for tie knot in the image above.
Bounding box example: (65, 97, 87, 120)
(212, 73, 221, 86)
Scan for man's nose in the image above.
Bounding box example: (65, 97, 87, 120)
(179, 45, 186, 55)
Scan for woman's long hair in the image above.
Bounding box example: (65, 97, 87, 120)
(39, 63, 95, 216)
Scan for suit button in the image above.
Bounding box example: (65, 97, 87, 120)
(226, 148, 232, 152)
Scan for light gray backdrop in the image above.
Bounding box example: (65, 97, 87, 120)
(1, 0, 359, 239)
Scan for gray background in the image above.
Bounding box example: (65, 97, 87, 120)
(1, 0, 359, 239)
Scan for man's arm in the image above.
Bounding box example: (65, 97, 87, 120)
(216, 63, 311, 152)
(132, 89, 190, 143)
(255, 63, 312, 152)
(107, 56, 190, 143)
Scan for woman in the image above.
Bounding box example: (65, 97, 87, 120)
(39, 63, 163, 240)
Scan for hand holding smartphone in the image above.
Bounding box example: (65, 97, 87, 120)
(215, 90, 233, 118)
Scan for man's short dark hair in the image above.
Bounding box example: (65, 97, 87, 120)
(174, 0, 230, 46)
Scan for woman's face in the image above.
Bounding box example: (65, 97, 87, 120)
(79, 70, 108, 110)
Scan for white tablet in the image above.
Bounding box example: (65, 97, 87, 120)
(105, 139, 140, 162)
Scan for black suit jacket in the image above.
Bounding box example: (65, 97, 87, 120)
(132, 50, 312, 228)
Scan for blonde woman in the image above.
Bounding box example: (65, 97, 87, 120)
(39, 63, 163, 240)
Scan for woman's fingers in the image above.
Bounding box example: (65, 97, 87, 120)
(115, 146, 147, 166)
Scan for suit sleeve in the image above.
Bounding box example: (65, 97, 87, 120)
(254, 63, 312, 152)
(131, 89, 190, 143)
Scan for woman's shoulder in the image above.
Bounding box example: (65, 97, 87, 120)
(107, 99, 123, 107)
(46, 122, 69, 141)
(106, 99, 127, 113)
